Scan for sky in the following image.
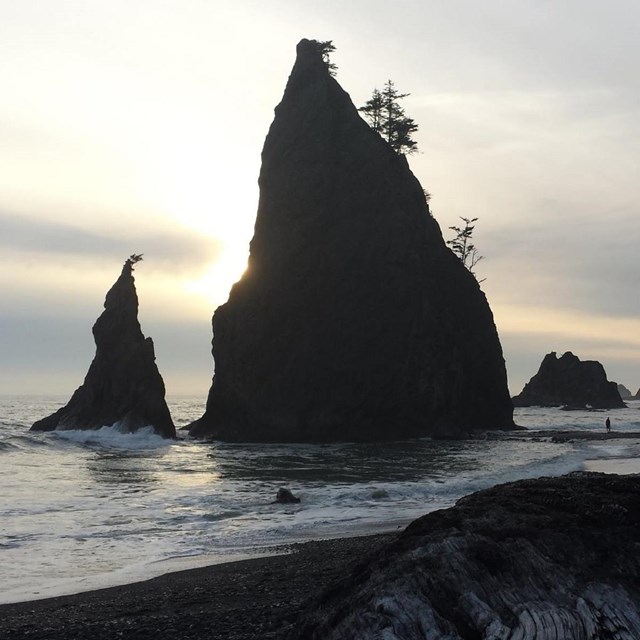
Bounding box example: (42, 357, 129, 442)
(1, 0, 639, 399)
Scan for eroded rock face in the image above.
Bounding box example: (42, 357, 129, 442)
(31, 260, 175, 438)
(190, 39, 513, 442)
(289, 473, 640, 640)
(513, 351, 625, 409)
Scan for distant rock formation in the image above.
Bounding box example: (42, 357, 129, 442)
(288, 473, 640, 639)
(618, 383, 633, 399)
(189, 39, 514, 442)
(512, 351, 625, 409)
(635, 387, 640, 400)
(31, 258, 175, 438)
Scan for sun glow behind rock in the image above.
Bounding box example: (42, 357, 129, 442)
(184, 242, 250, 309)
(132, 115, 259, 309)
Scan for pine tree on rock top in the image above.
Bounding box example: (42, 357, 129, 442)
(359, 79, 419, 155)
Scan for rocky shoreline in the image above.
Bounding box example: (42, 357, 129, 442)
(290, 472, 640, 639)
(483, 429, 640, 442)
(3, 472, 639, 639)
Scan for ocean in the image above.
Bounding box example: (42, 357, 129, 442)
(1, 395, 639, 605)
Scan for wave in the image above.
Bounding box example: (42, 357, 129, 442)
(52, 425, 172, 451)
(0, 432, 54, 453)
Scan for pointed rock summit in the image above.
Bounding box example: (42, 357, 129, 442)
(31, 258, 175, 438)
(512, 351, 625, 409)
(190, 39, 513, 441)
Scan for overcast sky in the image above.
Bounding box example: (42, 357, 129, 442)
(1, 0, 639, 399)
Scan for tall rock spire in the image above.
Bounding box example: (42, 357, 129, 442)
(31, 258, 175, 438)
(190, 39, 513, 441)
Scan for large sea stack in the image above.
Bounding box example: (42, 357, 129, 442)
(31, 258, 175, 438)
(190, 39, 514, 442)
(512, 351, 625, 409)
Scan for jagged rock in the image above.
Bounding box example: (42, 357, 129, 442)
(189, 39, 513, 442)
(512, 351, 625, 409)
(31, 259, 175, 438)
(618, 383, 633, 399)
(635, 387, 640, 400)
(274, 487, 301, 504)
(288, 473, 640, 640)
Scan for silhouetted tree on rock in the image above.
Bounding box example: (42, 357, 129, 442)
(359, 80, 418, 155)
(311, 39, 337, 76)
(447, 217, 484, 282)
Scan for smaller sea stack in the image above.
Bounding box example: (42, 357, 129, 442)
(512, 351, 625, 409)
(31, 257, 175, 438)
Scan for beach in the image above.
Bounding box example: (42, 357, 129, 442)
(4, 457, 640, 639)
(0, 532, 394, 640)
(3, 397, 640, 637)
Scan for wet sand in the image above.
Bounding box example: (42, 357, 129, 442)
(0, 533, 395, 640)
(485, 429, 640, 442)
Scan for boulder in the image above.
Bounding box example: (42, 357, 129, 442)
(289, 473, 640, 639)
(512, 351, 625, 409)
(274, 487, 301, 504)
(189, 39, 513, 442)
(31, 258, 175, 438)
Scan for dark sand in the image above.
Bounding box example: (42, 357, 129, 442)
(0, 533, 396, 639)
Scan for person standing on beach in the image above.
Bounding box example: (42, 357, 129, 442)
(606, 417, 611, 433)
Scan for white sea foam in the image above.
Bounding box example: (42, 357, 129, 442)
(53, 424, 171, 450)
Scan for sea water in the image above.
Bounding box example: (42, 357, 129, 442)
(1, 395, 639, 604)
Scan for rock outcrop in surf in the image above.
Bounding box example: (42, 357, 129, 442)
(31, 258, 175, 438)
(512, 351, 625, 409)
(288, 473, 640, 639)
(189, 38, 513, 442)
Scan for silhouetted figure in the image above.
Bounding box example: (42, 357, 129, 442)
(606, 417, 611, 433)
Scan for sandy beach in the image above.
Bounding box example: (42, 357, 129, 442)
(0, 533, 395, 640)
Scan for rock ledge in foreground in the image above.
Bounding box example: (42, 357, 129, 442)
(289, 472, 640, 639)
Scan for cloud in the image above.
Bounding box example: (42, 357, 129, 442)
(0, 313, 213, 396)
(0, 210, 221, 271)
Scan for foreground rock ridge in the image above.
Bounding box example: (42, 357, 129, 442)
(31, 259, 175, 438)
(190, 38, 513, 441)
(289, 473, 640, 639)
(513, 351, 625, 409)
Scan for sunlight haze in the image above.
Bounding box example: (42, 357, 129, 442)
(1, 0, 639, 397)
